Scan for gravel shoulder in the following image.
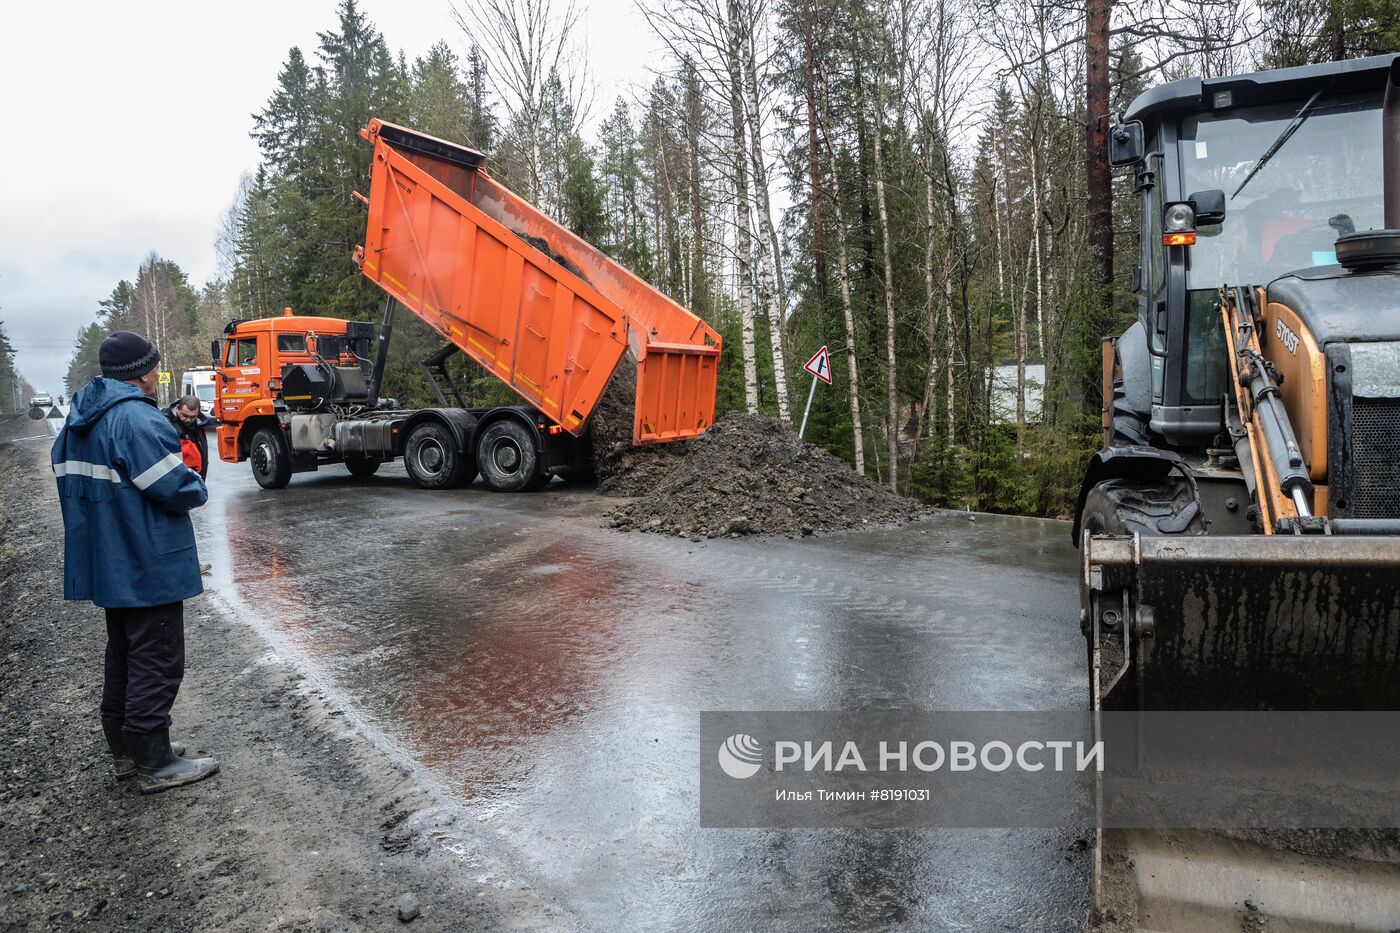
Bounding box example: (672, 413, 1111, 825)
(0, 418, 558, 931)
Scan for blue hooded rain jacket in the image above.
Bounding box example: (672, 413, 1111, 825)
(52, 377, 208, 608)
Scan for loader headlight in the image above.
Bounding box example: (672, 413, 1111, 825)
(1163, 202, 1197, 246)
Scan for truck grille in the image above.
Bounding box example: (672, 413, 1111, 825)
(1351, 397, 1400, 519)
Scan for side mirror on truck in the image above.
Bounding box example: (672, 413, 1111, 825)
(1108, 117, 1145, 166)
(210, 339, 221, 364)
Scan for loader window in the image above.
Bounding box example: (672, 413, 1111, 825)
(1184, 290, 1229, 404)
(1178, 93, 1383, 290)
(1148, 156, 1165, 296)
(276, 334, 307, 353)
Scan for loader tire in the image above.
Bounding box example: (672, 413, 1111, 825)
(405, 422, 470, 490)
(1080, 476, 1206, 538)
(250, 427, 292, 490)
(1109, 379, 1152, 447)
(477, 420, 545, 492)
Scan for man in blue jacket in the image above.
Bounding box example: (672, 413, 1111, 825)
(53, 331, 220, 794)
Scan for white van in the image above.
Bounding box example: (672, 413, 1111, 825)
(181, 367, 218, 418)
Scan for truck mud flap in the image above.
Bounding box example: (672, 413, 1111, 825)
(1083, 534, 1400, 712)
(633, 340, 720, 444)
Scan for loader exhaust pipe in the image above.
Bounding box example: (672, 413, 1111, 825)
(1386, 57, 1399, 229)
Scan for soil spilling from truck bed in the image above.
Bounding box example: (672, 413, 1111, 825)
(602, 412, 928, 538)
(587, 354, 694, 497)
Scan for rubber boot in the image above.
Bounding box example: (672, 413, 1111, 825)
(102, 719, 186, 779)
(123, 727, 219, 794)
(102, 718, 137, 779)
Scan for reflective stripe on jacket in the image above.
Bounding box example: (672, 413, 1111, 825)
(51, 377, 208, 608)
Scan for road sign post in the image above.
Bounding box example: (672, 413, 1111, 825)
(799, 346, 832, 439)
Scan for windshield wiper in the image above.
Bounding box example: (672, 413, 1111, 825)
(1231, 85, 1329, 199)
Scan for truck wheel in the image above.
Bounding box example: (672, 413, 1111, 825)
(477, 420, 545, 492)
(405, 422, 469, 489)
(1080, 477, 1207, 538)
(250, 427, 292, 490)
(345, 457, 381, 478)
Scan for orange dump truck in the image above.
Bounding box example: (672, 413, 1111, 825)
(214, 119, 721, 491)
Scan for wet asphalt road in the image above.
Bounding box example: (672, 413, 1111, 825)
(196, 452, 1090, 931)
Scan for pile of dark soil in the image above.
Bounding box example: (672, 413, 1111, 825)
(605, 412, 927, 538)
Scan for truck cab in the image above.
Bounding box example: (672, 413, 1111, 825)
(212, 310, 373, 467)
(1111, 54, 1394, 450)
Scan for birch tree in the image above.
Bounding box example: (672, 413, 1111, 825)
(739, 0, 793, 421)
(870, 2, 900, 491)
(453, 0, 587, 207)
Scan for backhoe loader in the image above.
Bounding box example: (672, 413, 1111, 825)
(1076, 53, 1400, 928)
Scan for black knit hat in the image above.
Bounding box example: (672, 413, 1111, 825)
(99, 331, 161, 381)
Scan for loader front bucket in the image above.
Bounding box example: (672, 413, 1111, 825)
(1085, 533, 1400, 930)
(1083, 534, 1400, 712)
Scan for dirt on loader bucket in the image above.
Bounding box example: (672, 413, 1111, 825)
(1084, 531, 1400, 930)
(1084, 533, 1400, 712)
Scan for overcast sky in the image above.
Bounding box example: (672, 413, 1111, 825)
(0, 0, 661, 394)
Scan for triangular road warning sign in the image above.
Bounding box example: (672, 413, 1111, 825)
(803, 345, 832, 384)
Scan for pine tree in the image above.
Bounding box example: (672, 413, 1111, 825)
(599, 98, 653, 276)
(253, 46, 319, 179)
(409, 42, 474, 143)
(0, 321, 19, 411)
(465, 45, 496, 151)
(563, 146, 608, 243)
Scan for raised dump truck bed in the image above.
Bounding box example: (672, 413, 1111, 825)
(354, 118, 721, 443)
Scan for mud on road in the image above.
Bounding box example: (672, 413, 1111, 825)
(0, 421, 556, 932)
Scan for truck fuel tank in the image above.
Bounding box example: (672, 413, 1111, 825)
(288, 414, 338, 452)
(332, 419, 395, 457)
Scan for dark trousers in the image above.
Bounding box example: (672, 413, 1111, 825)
(101, 602, 185, 734)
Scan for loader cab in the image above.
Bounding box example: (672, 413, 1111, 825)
(1116, 55, 1393, 448)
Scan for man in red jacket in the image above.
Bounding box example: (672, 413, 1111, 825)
(165, 395, 215, 576)
(164, 395, 213, 479)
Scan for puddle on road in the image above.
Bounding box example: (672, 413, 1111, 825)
(195, 456, 1089, 930)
